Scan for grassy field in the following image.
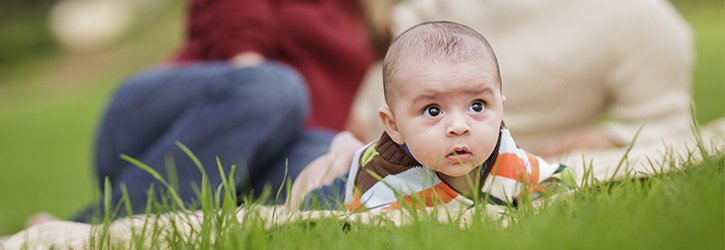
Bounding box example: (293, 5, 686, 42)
(0, 3, 184, 235)
(0, 0, 723, 244)
(35, 153, 716, 249)
(90, 156, 721, 249)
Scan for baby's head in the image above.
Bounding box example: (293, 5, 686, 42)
(379, 21, 505, 181)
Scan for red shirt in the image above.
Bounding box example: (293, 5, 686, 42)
(174, 0, 376, 130)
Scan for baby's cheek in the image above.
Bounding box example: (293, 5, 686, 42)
(479, 141, 497, 161)
(410, 144, 437, 164)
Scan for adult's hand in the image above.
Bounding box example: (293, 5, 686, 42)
(287, 131, 363, 210)
(231, 51, 265, 68)
(540, 128, 617, 158)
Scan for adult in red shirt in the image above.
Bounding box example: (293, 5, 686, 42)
(75, 0, 378, 222)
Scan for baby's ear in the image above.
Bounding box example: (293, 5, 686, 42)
(378, 106, 404, 144)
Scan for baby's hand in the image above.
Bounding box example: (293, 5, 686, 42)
(287, 131, 363, 210)
(328, 131, 365, 157)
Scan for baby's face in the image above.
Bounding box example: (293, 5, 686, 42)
(384, 61, 503, 179)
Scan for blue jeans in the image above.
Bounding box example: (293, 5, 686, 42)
(74, 62, 335, 222)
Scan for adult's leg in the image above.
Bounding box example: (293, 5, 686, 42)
(94, 63, 232, 188)
(251, 128, 337, 203)
(77, 62, 308, 222)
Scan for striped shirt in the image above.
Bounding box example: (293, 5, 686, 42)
(342, 128, 575, 212)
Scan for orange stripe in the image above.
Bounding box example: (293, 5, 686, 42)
(346, 189, 365, 212)
(383, 182, 459, 210)
(492, 153, 538, 184)
(492, 153, 526, 180)
(526, 153, 540, 184)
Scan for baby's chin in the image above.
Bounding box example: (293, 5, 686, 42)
(430, 161, 484, 177)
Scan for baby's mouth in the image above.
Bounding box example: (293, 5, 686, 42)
(446, 147, 472, 162)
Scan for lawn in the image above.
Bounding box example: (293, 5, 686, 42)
(154, 157, 725, 249)
(0, 0, 723, 243)
(0, 3, 183, 235)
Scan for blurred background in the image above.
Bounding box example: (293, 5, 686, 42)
(0, 0, 722, 235)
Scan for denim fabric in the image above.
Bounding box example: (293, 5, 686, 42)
(75, 62, 333, 222)
(250, 128, 336, 203)
(300, 174, 348, 211)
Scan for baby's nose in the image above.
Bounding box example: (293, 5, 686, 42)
(447, 117, 470, 136)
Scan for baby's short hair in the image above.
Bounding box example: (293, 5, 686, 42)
(382, 21, 501, 104)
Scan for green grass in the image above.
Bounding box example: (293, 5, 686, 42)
(76, 152, 723, 249)
(276, 159, 723, 250)
(674, 0, 725, 124)
(0, 0, 723, 244)
(0, 84, 101, 234)
(0, 3, 183, 235)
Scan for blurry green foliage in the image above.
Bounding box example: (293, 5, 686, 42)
(672, 0, 725, 123)
(0, 1, 59, 76)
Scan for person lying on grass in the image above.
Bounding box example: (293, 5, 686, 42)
(288, 21, 576, 212)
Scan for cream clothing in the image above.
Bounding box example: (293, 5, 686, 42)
(350, 0, 724, 182)
(362, 0, 693, 151)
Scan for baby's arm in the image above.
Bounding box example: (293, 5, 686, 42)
(287, 132, 363, 211)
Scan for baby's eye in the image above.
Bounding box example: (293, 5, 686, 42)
(424, 106, 442, 118)
(468, 101, 486, 113)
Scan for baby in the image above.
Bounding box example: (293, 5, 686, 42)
(289, 21, 575, 211)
